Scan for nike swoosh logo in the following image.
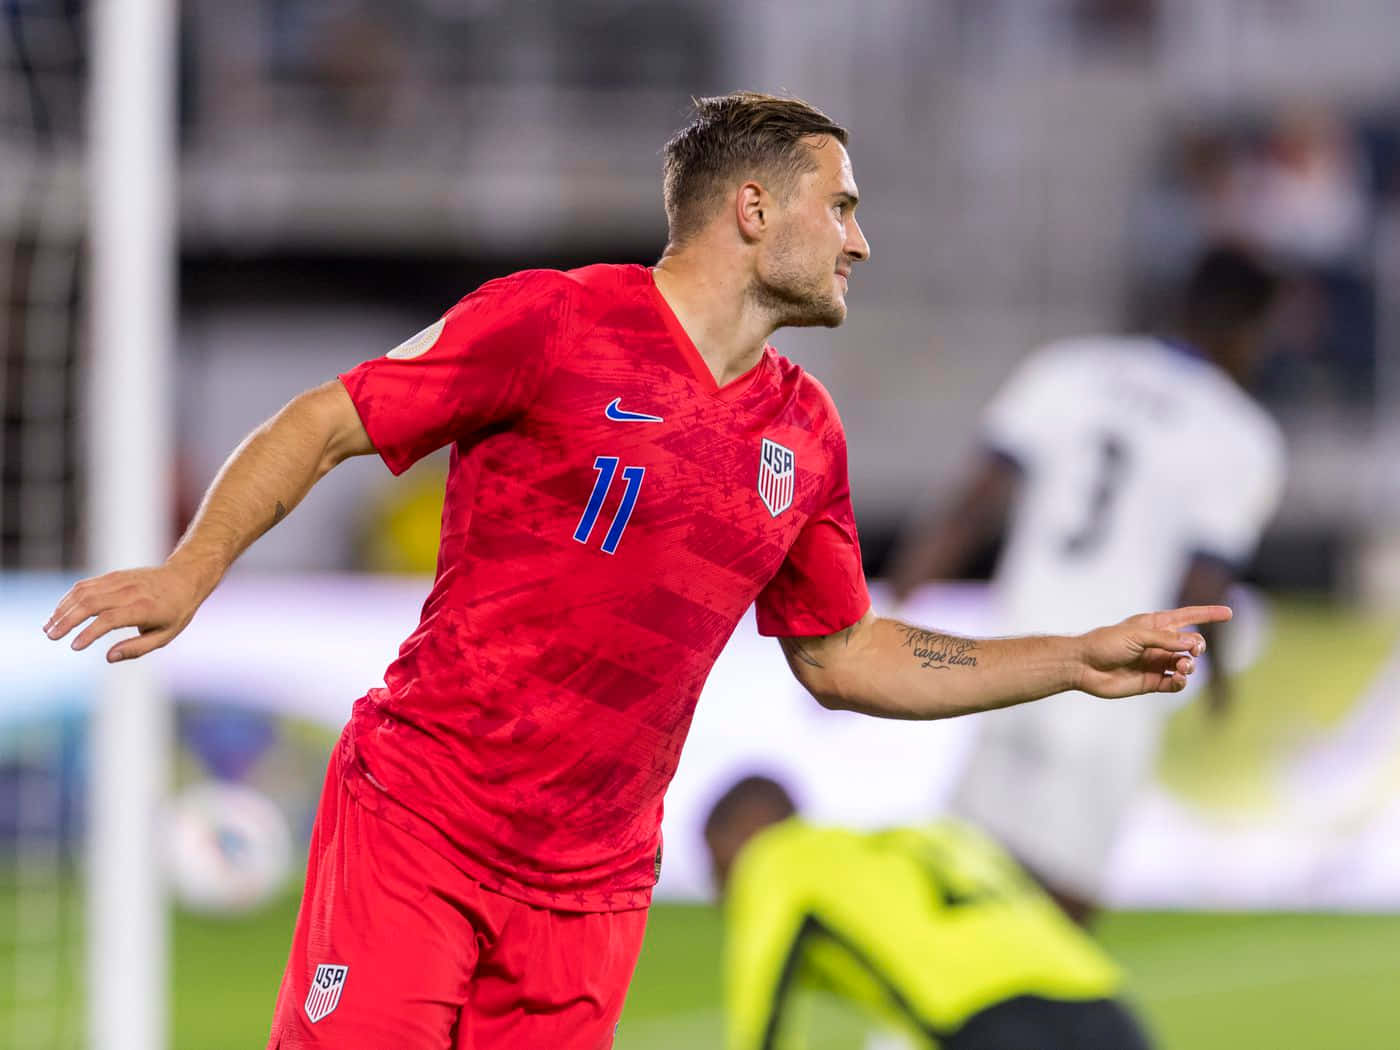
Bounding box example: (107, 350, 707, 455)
(604, 398, 664, 423)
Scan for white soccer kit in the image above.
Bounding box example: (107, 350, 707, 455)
(950, 336, 1286, 897)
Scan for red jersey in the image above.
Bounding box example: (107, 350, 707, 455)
(338, 264, 868, 911)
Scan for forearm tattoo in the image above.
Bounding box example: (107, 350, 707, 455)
(271, 501, 288, 527)
(780, 636, 824, 668)
(894, 624, 979, 670)
(779, 624, 855, 671)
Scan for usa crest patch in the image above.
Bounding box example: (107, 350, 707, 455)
(758, 438, 795, 517)
(304, 963, 348, 1023)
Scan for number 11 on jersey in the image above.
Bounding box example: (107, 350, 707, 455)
(574, 455, 645, 555)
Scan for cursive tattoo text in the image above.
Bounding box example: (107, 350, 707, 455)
(895, 625, 979, 670)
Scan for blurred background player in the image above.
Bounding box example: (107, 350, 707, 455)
(705, 774, 1152, 1050)
(889, 244, 1286, 925)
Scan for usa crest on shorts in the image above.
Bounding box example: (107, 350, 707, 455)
(758, 437, 795, 517)
(304, 963, 348, 1023)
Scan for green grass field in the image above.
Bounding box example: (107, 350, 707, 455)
(2, 891, 1398, 1048)
(619, 906, 1400, 1049)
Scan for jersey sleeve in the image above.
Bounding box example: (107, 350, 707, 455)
(1187, 422, 1286, 566)
(338, 270, 573, 475)
(754, 409, 870, 638)
(724, 837, 813, 1050)
(978, 346, 1074, 468)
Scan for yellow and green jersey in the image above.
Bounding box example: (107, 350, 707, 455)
(723, 818, 1122, 1050)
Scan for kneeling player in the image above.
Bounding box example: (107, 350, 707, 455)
(706, 776, 1153, 1050)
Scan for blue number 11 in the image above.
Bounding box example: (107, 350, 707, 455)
(573, 456, 645, 554)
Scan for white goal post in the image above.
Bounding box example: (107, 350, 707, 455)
(87, 1, 177, 1048)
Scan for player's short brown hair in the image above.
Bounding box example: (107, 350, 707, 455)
(662, 92, 849, 246)
(704, 774, 797, 840)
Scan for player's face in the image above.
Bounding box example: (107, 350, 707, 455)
(754, 137, 870, 328)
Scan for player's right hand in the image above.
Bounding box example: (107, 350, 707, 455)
(43, 563, 206, 663)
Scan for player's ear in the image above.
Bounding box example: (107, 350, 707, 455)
(736, 181, 767, 243)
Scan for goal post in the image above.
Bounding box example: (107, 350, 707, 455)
(86, 1, 177, 1048)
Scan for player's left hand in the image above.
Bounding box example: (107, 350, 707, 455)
(1075, 605, 1232, 699)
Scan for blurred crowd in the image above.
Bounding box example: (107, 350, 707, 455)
(181, 0, 720, 152)
(7, 0, 1400, 576)
(1132, 105, 1398, 413)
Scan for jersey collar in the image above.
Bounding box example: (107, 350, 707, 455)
(647, 269, 772, 402)
(1160, 336, 1208, 364)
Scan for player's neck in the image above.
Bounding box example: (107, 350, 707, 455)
(652, 255, 772, 387)
(1177, 325, 1247, 386)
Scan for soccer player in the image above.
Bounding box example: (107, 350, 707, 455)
(890, 245, 1284, 926)
(706, 775, 1152, 1050)
(45, 93, 1224, 1048)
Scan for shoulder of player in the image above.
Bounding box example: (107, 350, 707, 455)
(1002, 336, 1110, 389)
(919, 816, 1015, 863)
(559, 262, 659, 309)
(445, 265, 651, 344)
(1231, 402, 1288, 477)
(733, 819, 820, 878)
(1188, 365, 1287, 464)
(1028, 333, 1196, 374)
(444, 268, 580, 324)
(766, 349, 846, 432)
(1035, 335, 1121, 360)
(1224, 385, 1284, 445)
(1121, 343, 1288, 470)
(737, 820, 867, 891)
(461, 264, 641, 313)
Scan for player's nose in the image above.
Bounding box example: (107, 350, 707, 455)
(845, 217, 870, 263)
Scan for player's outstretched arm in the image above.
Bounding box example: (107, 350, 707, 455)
(778, 605, 1231, 720)
(44, 380, 374, 662)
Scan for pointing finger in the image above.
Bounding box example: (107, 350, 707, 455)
(1157, 605, 1232, 630)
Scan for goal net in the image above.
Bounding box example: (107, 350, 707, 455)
(1, 2, 89, 1047)
(3, 2, 175, 1048)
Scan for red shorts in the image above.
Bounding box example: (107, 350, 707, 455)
(266, 739, 649, 1049)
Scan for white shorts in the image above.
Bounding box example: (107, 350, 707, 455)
(949, 692, 1171, 900)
